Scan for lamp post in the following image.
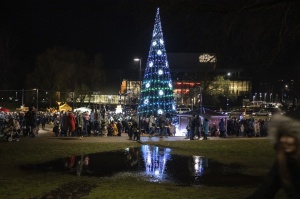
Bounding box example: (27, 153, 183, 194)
(134, 58, 142, 96)
(108, 95, 112, 104)
(198, 86, 203, 115)
(134, 58, 142, 135)
(37, 89, 39, 111)
(22, 89, 24, 107)
(72, 92, 75, 111)
(226, 98, 229, 110)
(33, 88, 39, 111)
(259, 93, 262, 101)
(264, 93, 267, 102)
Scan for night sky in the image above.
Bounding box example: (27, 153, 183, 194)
(1, 0, 300, 89)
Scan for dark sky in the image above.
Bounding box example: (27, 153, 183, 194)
(2, 0, 202, 69)
(1, 0, 300, 84)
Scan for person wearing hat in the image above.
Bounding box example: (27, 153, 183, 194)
(247, 111, 300, 198)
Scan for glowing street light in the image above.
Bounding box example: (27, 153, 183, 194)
(259, 93, 262, 101)
(264, 93, 267, 102)
(134, 58, 142, 95)
(134, 58, 142, 135)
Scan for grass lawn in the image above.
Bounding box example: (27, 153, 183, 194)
(0, 136, 275, 199)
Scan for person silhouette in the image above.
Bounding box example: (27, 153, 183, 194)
(247, 111, 300, 199)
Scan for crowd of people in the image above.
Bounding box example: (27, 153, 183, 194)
(0, 106, 273, 142)
(184, 112, 271, 141)
(0, 106, 272, 142)
(226, 117, 269, 137)
(0, 106, 178, 141)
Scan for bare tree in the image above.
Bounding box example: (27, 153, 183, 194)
(0, 28, 20, 89)
(27, 47, 107, 103)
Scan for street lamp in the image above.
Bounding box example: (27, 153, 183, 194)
(134, 58, 142, 96)
(264, 93, 267, 102)
(37, 89, 39, 111)
(108, 95, 112, 104)
(198, 86, 203, 115)
(134, 58, 142, 135)
(259, 93, 262, 101)
(22, 89, 24, 106)
(72, 92, 75, 111)
(226, 98, 229, 110)
(33, 88, 38, 111)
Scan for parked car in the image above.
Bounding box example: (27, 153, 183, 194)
(229, 109, 246, 118)
(252, 108, 272, 116)
(245, 108, 260, 116)
(264, 107, 285, 115)
(176, 107, 191, 114)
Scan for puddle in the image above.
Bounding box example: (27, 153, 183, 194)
(20, 145, 260, 186)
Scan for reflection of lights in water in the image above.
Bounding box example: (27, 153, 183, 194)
(193, 156, 208, 177)
(141, 145, 171, 180)
(84, 156, 89, 166)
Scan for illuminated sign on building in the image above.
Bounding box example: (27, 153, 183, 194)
(199, 54, 216, 63)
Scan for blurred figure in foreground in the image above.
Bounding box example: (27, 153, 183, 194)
(248, 111, 300, 199)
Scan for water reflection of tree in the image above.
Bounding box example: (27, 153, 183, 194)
(141, 145, 171, 181)
(140, 145, 209, 184)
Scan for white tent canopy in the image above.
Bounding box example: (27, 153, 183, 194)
(74, 107, 91, 114)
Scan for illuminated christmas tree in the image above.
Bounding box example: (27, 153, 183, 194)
(138, 8, 176, 117)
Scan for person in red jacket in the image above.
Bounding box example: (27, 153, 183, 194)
(68, 111, 76, 136)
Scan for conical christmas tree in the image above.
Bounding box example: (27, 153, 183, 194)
(138, 8, 176, 117)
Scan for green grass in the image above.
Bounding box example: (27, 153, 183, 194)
(0, 138, 275, 199)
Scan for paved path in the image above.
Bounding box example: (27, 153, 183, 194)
(26, 126, 268, 143)
(34, 127, 190, 143)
